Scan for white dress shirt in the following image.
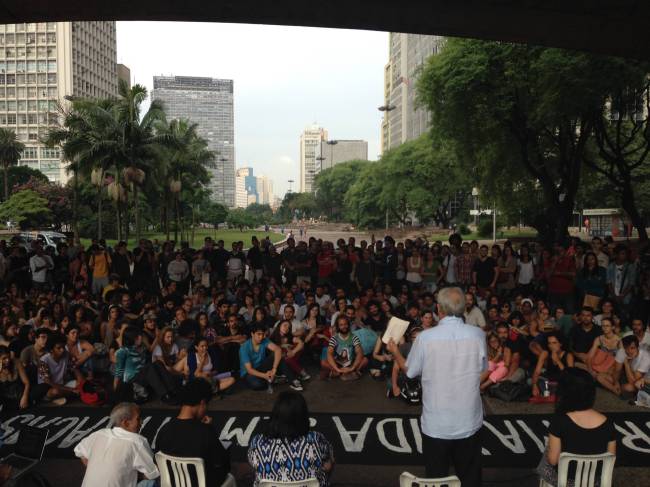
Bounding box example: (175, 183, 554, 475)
(406, 316, 486, 440)
(74, 427, 159, 487)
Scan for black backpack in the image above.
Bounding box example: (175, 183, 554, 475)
(488, 381, 531, 402)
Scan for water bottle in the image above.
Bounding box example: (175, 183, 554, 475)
(543, 379, 550, 397)
(267, 379, 274, 395)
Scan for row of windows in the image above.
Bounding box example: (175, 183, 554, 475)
(0, 113, 56, 125)
(1, 86, 58, 98)
(1, 24, 56, 34)
(0, 46, 56, 59)
(0, 60, 57, 73)
(21, 147, 60, 159)
(0, 32, 57, 46)
(0, 72, 57, 85)
(0, 100, 58, 111)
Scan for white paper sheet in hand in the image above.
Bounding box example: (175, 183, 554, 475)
(382, 316, 410, 344)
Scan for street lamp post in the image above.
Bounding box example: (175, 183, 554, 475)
(287, 179, 294, 193)
(325, 140, 338, 171)
(378, 106, 396, 228)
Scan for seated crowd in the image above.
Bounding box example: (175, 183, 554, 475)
(0, 232, 649, 411)
(0, 231, 647, 485)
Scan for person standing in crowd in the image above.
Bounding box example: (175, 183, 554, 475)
(156, 380, 231, 486)
(75, 402, 159, 487)
(388, 287, 486, 486)
(29, 244, 53, 291)
(248, 392, 334, 486)
(88, 245, 112, 296)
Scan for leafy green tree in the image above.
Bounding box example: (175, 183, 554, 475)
(313, 160, 370, 220)
(289, 192, 318, 219)
(0, 128, 25, 202)
(199, 201, 229, 229)
(417, 39, 617, 243)
(15, 178, 72, 231)
(0, 189, 52, 229)
(344, 165, 385, 228)
(0, 166, 48, 194)
(244, 203, 273, 227)
(227, 208, 256, 230)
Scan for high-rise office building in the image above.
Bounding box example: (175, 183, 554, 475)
(152, 75, 235, 207)
(299, 124, 327, 193)
(315, 139, 368, 173)
(0, 21, 118, 183)
(235, 168, 248, 208)
(256, 174, 273, 205)
(117, 63, 130, 88)
(381, 33, 444, 153)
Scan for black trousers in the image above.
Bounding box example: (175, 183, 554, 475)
(423, 430, 482, 487)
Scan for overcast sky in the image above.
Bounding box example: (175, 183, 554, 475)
(116, 22, 387, 198)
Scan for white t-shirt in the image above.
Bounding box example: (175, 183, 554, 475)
(517, 260, 535, 285)
(29, 254, 53, 283)
(315, 294, 332, 316)
(464, 307, 487, 330)
(74, 427, 159, 487)
(152, 343, 179, 363)
(615, 348, 650, 380)
(274, 318, 305, 336)
(444, 254, 457, 283)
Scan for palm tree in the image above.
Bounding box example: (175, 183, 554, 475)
(155, 118, 213, 242)
(0, 128, 25, 201)
(115, 80, 171, 242)
(45, 98, 122, 240)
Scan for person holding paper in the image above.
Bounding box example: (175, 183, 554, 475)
(388, 287, 486, 487)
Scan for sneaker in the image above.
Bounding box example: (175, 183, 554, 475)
(273, 374, 287, 385)
(300, 370, 311, 381)
(290, 380, 304, 391)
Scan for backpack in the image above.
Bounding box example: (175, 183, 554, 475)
(399, 377, 422, 405)
(488, 381, 531, 402)
(79, 380, 107, 406)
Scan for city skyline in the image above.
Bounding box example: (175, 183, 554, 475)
(116, 22, 386, 197)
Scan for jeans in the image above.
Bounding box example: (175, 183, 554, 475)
(244, 354, 297, 390)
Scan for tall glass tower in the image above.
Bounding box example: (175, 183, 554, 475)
(152, 75, 235, 207)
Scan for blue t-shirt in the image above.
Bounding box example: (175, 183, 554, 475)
(239, 338, 270, 376)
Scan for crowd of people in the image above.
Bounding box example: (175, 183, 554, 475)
(0, 232, 648, 411)
(0, 230, 648, 484)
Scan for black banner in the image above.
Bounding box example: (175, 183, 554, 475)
(2, 409, 650, 467)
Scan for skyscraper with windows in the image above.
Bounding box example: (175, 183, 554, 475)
(152, 75, 235, 207)
(0, 21, 118, 183)
(381, 33, 444, 153)
(299, 124, 327, 193)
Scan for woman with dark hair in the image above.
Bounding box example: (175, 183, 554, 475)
(537, 368, 617, 486)
(531, 331, 575, 398)
(0, 345, 31, 412)
(270, 319, 310, 380)
(248, 391, 334, 486)
(113, 326, 180, 404)
(576, 251, 607, 305)
(174, 337, 236, 393)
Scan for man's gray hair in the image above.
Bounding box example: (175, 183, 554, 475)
(109, 402, 138, 427)
(437, 287, 466, 317)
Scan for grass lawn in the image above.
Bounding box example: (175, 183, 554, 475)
(459, 229, 538, 241)
(80, 228, 284, 249)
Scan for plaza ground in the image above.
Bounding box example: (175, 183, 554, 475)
(79, 229, 284, 250)
(26, 370, 649, 487)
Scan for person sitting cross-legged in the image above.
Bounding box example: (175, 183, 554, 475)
(31, 333, 83, 406)
(239, 323, 303, 391)
(320, 315, 368, 380)
(74, 402, 159, 487)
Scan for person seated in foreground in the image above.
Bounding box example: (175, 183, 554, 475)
(615, 335, 650, 396)
(156, 379, 231, 486)
(320, 315, 368, 380)
(74, 402, 159, 487)
(536, 368, 616, 486)
(248, 391, 334, 487)
(239, 323, 303, 391)
(31, 333, 83, 406)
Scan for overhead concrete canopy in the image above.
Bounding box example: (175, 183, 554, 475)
(2, 0, 650, 60)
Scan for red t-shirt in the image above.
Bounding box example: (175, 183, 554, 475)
(548, 256, 576, 294)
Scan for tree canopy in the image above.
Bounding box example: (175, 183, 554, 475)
(0, 189, 52, 229)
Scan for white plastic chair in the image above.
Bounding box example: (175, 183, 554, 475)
(399, 471, 461, 487)
(258, 479, 320, 487)
(156, 452, 206, 487)
(155, 451, 237, 487)
(538, 452, 615, 487)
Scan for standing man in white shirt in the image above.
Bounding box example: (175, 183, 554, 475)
(29, 245, 53, 290)
(389, 287, 486, 486)
(74, 402, 159, 487)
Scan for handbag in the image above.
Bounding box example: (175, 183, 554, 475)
(488, 380, 531, 402)
(591, 347, 615, 373)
